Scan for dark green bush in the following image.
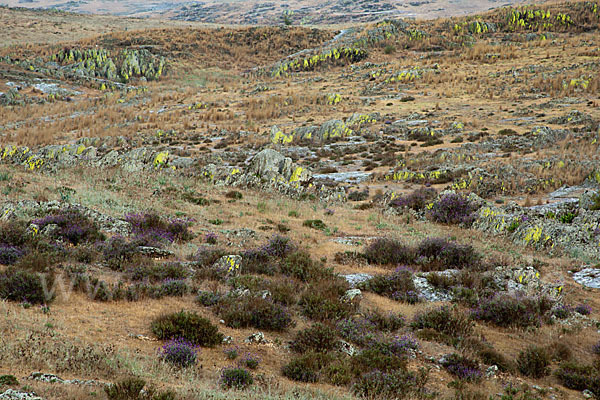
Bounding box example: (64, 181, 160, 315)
(291, 323, 339, 353)
(302, 219, 327, 230)
(104, 377, 175, 400)
(151, 310, 223, 347)
(219, 367, 253, 390)
(352, 368, 429, 399)
(477, 347, 514, 372)
(517, 345, 551, 378)
(0, 375, 18, 387)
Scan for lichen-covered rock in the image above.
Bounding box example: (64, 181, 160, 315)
(316, 119, 352, 141)
(213, 255, 242, 277)
(0, 389, 44, 400)
(249, 149, 311, 183)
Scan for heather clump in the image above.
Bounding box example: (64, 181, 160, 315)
(441, 353, 483, 382)
(555, 361, 600, 394)
(216, 296, 294, 331)
(517, 345, 551, 378)
(290, 323, 339, 353)
(352, 368, 429, 399)
(219, 367, 254, 390)
(390, 187, 437, 211)
(364, 238, 415, 265)
(32, 210, 104, 245)
(125, 212, 193, 245)
(299, 278, 355, 321)
(428, 193, 477, 226)
(411, 305, 473, 344)
(358, 267, 419, 304)
(416, 237, 478, 270)
(471, 292, 553, 328)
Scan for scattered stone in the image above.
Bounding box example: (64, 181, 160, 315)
(341, 289, 362, 303)
(486, 365, 499, 378)
(0, 390, 44, 400)
(338, 340, 357, 356)
(572, 268, 600, 289)
(222, 336, 234, 344)
(245, 332, 267, 344)
(342, 273, 373, 288)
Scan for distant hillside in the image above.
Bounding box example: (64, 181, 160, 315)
(0, 0, 532, 24)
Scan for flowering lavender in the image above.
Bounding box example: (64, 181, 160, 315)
(32, 210, 103, 245)
(359, 266, 418, 303)
(238, 353, 260, 370)
(125, 212, 193, 245)
(441, 353, 482, 382)
(387, 335, 419, 357)
(159, 338, 198, 368)
(574, 303, 592, 315)
(551, 303, 572, 319)
(427, 193, 477, 226)
(592, 340, 600, 355)
(205, 232, 218, 245)
(471, 292, 552, 328)
(336, 317, 379, 347)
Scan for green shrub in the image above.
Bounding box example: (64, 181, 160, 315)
(291, 323, 339, 353)
(477, 347, 514, 372)
(0, 268, 54, 304)
(281, 251, 331, 282)
(216, 296, 294, 331)
(151, 311, 223, 347)
(282, 352, 335, 383)
(352, 368, 429, 399)
(219, 367, 253, 390)
(300, 279, 354, 322)
(302, 219, 327, 230)
(517, 345, 551, 378)
(104, 377, 175, 400)
(0, 375, 18, 387)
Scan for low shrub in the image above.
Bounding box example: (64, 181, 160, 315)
(262, 235, 295, 258)
(196, 290, 222, 307)
(441, 353, 483, 382)
(416, 237, 478, 270)
(193, 247, 226, 267)
(104, 377, 176, 400)
(290, 323, 339, 353)
(282, 352, 334, 383)
(159, 338, 198, 368)
(555, 362, 600, 394)
(151, 311, 223, 346)
(358, 267, 419, 303)
(364, 238, 415, 265)
(551, 304, 572, 319)
(390, 187, 437, 211)
(550, 340, 573, 362)
(574, 303, 592, 315)
(0, 375, 18, 387)
(299, 279, 354, 322)
(352, 368, 429, 399)
(477, 347, 514, 372)
(128, 262, 189, 283)
(240, 248, 277, 275)
(0, 220, 28, 247)
(428, 193, 477, 226)
(517, 345, 551, 378)
(219, 367, 253, 390)
(102, 236, 139, 271)
(0, 268, 54, 304)
(0, 244, 24, 265)
(471, 292, 553, 328)
(411, 305, 473, 344)
(238, 353, 260, 370)
(336, 317, 379, 347)
(217, 296, 294, 331)
(281, 251, 331, 282)
(302, 219, 327, 230)
(364, 309, 405, 332)
(32, 210, 104, 245)
(125, 212, 193, 244)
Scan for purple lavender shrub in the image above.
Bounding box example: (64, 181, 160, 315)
(390, 187, 437, 211)
(428, 193, 477, 226)
(441, 353, 483, 382)
(159, 338, 198, 368)
(574, 303, 592, 316)
(0, 245, 24, 265)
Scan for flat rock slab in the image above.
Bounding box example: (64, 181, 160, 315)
(0, 389, 44, 400)
(572, 268, 600, 289)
